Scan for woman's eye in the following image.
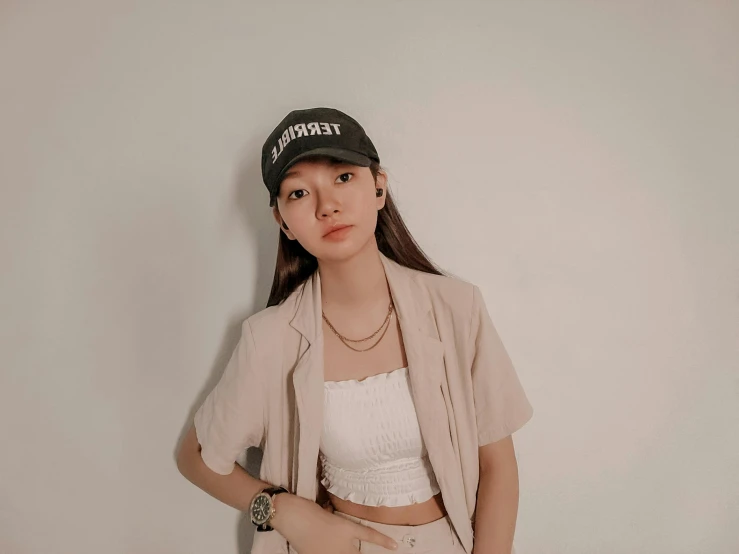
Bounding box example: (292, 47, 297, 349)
(287, 174, 352, 199)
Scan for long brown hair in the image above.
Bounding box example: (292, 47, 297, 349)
(266, 156, 447, 308)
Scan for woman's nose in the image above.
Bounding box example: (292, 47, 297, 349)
(316, 194, 341, 217)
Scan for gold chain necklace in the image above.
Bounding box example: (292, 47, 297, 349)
(322, 300, 395, 353)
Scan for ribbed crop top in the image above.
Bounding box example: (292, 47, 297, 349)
(319, 366, 441, 507)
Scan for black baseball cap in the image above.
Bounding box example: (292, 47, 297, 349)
(261, 107, 380, 206)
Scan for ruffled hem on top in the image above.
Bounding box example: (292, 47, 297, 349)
(321, 475, 441, 507)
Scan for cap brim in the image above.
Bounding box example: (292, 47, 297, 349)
(284, 147, 372, 171)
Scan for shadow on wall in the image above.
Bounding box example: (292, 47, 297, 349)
(238, 448, 265, 553)
(172, 131, 281, 553)
(233, 134, 279, 552)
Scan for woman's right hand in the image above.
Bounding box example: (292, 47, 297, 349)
(270, 493, 398, 554)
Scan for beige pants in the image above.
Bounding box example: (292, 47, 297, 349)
(333, 511, 467, 554)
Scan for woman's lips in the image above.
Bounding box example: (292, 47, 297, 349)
(323, 225, 352, 240)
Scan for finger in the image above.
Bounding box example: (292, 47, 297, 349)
(356, 524, 398, 551)
(339, 536, 361, 554)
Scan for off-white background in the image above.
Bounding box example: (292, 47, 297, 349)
(1, 1, 737, 553)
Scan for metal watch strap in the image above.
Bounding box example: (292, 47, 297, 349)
(255, 486, 288, 532)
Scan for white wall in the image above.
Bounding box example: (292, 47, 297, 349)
(1, 1, 737, 552)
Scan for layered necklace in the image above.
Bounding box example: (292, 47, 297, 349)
(321, 300, 395, 353)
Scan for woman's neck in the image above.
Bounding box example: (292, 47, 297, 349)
(317, 245, 389, 312)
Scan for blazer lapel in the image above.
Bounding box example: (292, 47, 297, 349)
(288, 267, 325, 500)
(382, 256, 471, 553)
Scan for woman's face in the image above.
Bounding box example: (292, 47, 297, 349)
(272, 157, 387, 262)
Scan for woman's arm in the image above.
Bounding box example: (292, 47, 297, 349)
(176, 424, 399, 552)
(176, 423, 283, 512)
(473, 435, 521, 554)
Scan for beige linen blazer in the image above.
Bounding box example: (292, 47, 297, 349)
(194, 252, 534, 554)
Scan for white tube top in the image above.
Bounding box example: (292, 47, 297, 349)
(319, 366, 441, 507)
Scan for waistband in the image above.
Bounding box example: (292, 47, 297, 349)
(332, 510, 458, 550)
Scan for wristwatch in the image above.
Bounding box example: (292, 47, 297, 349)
(249, 485, 289, 532)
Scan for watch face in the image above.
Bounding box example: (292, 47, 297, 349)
(251, 494, 271, 525)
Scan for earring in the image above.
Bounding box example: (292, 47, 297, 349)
(376, 189, 383, 197)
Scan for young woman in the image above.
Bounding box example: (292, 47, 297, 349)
(176, 107, 534, 554)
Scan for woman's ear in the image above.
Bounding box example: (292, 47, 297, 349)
(271, 205, 282, 227)
(272, 206, 295, 239)
(375, 170, 388, 210)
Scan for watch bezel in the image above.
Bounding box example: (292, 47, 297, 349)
(249, 486, 288, 530)
(249, 491, 274, 526)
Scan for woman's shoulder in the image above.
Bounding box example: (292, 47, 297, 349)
(411, 267, 478, 313)
(245, 292, 299, 329)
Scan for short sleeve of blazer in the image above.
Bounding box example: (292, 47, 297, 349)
(470, 285, 534, 446)
(193, 319, 264, 475)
